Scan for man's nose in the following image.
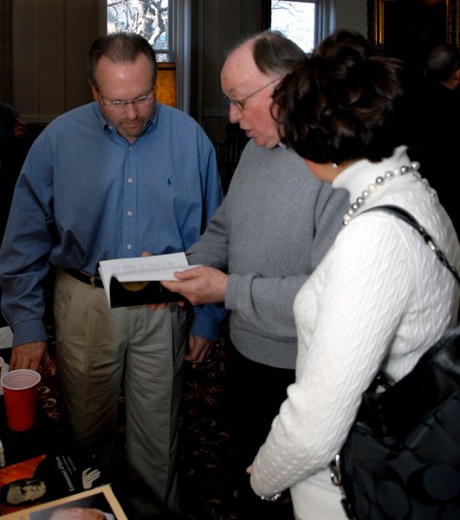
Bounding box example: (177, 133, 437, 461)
(228, 104, 242, 124)
(125, 102, 140, 118)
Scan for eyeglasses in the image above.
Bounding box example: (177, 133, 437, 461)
(98, 88, 155, 109)
(223, 77, 281, 111)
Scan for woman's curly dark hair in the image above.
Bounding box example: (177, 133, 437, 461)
(273, 30, 407, 164)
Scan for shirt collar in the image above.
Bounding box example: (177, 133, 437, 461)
(332, 145, 409, 202)
(93, 101, 160, 139)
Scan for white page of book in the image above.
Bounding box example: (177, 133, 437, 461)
(98, 253, 199, 306)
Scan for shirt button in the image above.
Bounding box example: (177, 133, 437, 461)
(128, 178, 134, 184)
(127, 211, 133, 217)
(127, 244, 133, 250)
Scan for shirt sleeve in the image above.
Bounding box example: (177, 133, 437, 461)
(187, 138, 227, 341)
(186, 196, 230, 270)
(190, 303, 227, 341)
(0, 137, 55, 346)
(249, 217, 415, 497)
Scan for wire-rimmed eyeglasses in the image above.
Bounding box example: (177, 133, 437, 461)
(223, 77, 281, 111)
(98, 87, 155, 109)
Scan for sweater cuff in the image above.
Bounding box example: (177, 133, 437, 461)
(224, 274, 238, 310)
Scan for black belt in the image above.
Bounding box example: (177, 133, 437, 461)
(65, 268, 104, 288)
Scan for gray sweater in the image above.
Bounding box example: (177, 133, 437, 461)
(187, 140, 349, 369)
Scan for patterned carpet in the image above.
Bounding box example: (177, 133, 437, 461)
(177, 337, 239, 520)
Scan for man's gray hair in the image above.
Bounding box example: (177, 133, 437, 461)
(227, 30, 306, 76)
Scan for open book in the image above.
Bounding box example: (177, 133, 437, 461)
(98, 252, 198, 308)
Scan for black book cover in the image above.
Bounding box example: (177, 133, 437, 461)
(109, 277, 187, 308)
(0, 451, 105, 515)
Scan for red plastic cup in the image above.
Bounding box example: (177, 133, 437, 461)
(1, 369, 41, 431)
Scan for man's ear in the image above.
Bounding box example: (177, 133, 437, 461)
(89, 81, 99, 102)
(454, 68, 460, 82)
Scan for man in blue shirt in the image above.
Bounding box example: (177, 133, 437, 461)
(0, 33, 223, 519)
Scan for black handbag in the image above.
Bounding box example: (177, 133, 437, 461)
(330, 205, 460, 520)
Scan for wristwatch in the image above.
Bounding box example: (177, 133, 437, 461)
(260, 492, 282, 502)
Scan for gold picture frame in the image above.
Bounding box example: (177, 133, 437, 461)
(368, 0, 459, 47)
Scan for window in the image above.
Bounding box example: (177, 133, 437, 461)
(270, 1, 316, 51)
(106, 0, 191, 112)
(107, 0, 172, 61)
(268, 0, 335, 52)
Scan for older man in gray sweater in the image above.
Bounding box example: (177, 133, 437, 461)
(163, 31, 349, 519)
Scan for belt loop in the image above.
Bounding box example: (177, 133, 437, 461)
(89, 275, 97, 288)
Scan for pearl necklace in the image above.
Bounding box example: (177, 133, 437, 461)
(343, 161, 421, 226)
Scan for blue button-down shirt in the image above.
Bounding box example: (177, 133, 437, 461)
(0, 101, 224, 346)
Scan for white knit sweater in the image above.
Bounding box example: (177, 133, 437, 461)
(250, 147, 460, 519)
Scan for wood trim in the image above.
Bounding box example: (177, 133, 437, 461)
(368, 0, 459, 46)
(0, 0, 13, 103)
(261, 0, 272, 29)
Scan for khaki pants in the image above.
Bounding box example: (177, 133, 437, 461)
(53, 269, 186, 519)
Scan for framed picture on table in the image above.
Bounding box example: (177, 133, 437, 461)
(2, 485, 127, 520)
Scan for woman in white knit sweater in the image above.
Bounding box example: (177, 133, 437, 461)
(248, 30, 460, 519)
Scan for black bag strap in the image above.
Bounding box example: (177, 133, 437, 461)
(362, 205, 460, 285)
(360, 205, 460, 392)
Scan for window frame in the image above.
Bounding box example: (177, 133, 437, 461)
(263, 0, 336, 48)
(170, 0, 191, 113)
(106, 0, 191, 113)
